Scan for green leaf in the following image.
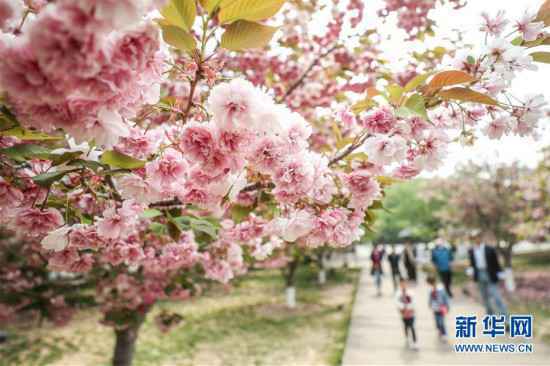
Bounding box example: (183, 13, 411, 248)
(142, 209, 163, 219)
(404, 94, 428, 120)
(221, 20, 278, 51)
(437, 87, 499, 106)
(50, 151, 84, 166)
(219, 0, 286, 24)
(199, 0, 223, 13)
(466, 56, 476, 64)
(0, 127, 61, 141)
(68, 159, 105, 171)
(530, 52, 550, 64)
(0, 106, 20, 130)
(511, 36, 523, 46)
(351, 98, 377, 114)
(150, 222, 168, 235)
(0, 144, 51, 161)
(188, 217, 218, 238)
(160, 24, 196, 52)
(230, 204, 253, 223)
(394, 107, 413, 119)
(161, 0, 196, 31)
(403, 73, 432, 93)
(167, 220, 182, 241)
(100, 150, 146, 169)
(32, 169, 78, 188)
(386, 84, 404, 105)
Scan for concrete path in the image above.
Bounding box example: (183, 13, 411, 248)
(342, 261, 550, 365)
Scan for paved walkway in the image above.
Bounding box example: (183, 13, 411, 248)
(342, 261, 550, 365)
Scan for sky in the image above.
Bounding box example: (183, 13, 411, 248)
(371, 0, 550, 176)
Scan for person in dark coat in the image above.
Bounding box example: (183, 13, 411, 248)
(387, 245, 402, 291)
(403, 241, 417, 282)
(468, 232, 508, 316)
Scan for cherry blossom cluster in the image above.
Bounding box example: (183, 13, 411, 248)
(379, 0, 466, 39)
(222, 0, 377, 122)
(0, 0, 166, 147)
(331, 10, 548, 181)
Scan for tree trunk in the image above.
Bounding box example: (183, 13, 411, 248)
(503, 244, 513, 268)
(284, 258, 300, 308)
(503, 243, 515, 292)
(317, 252, 327, 285)
(113, 318, 145, 366)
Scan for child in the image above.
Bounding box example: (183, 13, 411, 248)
(396, 279, 418, 350)
(427, 275, 450, 342)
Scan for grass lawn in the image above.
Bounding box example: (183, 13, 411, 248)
(0, 266, 360, 366)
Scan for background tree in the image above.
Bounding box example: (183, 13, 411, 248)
(514, 146, 550, 243)
(366, 180, 444, 244)
(429, 162, 528, 268)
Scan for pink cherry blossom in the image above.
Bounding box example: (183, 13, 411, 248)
(483, 116, 511, 139)
(515, 11, 545, 42)
(145, 148, 188, 193)
(179, 122, 217, 163)
(363, 134, 407, 166)
(208, 78, 269, 131)
(393, 164, 421, 179)
(360, 107, 396, 134)
(271, 209, 315, 242)
(272, 156, 315, 204)
(480, 10, 508, 36)
(344, 170, 381, 210)
(0, 0, 23, 32)
(0, 177, 24, 208)
(14, 207, 64, 237)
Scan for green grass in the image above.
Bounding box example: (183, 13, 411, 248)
(511, 250, 550, 272)
(1, 266, 360, 366)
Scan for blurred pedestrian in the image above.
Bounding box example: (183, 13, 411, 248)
(371, 244, 385, 296)
(431, 239, 454, 297)
(403, 241, 417, 282)
(396, 279, 418, 350)
(427, 275, 450, 342)
(387, 245, 402, 291)
(468, 232, 508, 316)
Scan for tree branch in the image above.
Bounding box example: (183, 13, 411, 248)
(328, 131, 371, 167)
(277, 43, 341, 103)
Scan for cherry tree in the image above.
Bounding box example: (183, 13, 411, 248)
(429, 162, 527, 267)
(514, 146, 550, 243)
(0, 0, 549, 365)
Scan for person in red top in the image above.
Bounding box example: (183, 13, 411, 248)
(371, 244, 385, 296)
(396, 278, 418, 350)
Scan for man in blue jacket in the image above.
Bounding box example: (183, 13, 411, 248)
(431, 239, 454, 297)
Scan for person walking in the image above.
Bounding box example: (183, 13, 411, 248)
(387, 245, 402, 292)
(468, 232, 508, 316)
(371, 244, 385, 296)
(396, 279, 418, 350)
(427, 275, 450, 342)
(431, 239, 454, 297)
(403, 241, 417, 282)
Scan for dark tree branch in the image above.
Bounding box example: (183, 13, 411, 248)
(277, 43, 342, 103)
